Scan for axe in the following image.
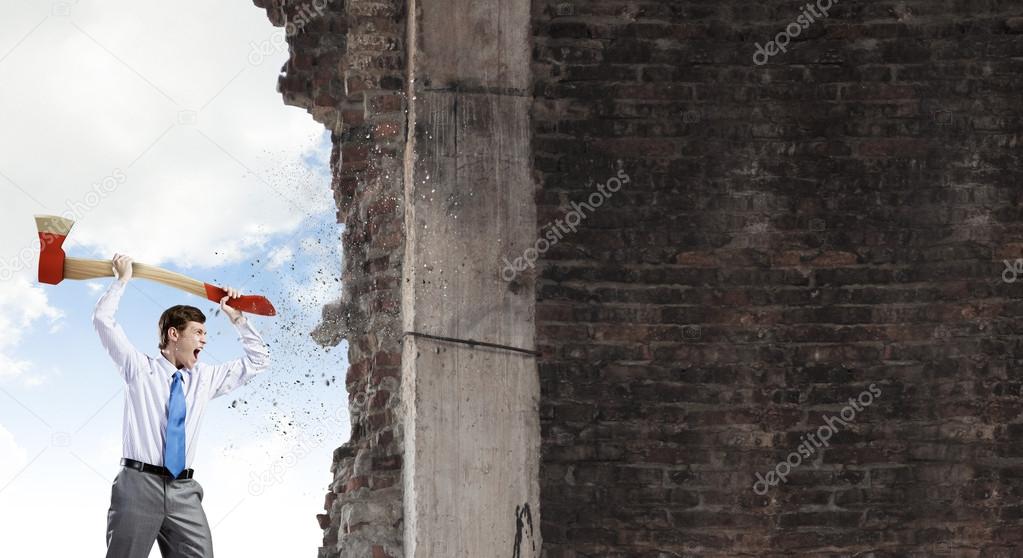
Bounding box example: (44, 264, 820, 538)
(35, 215, 277, 316)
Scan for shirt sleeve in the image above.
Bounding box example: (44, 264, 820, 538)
(207, 317, 271, 399)
(92, 279, 148, 383)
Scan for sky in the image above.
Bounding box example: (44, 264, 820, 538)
(0, 1, 350, 555)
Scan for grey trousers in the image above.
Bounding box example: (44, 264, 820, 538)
(105, 466, 214, 558)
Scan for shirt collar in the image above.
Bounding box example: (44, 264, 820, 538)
(158, 352, 195, 377)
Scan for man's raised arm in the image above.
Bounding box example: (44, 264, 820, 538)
(207, 289, 271, 399)
(92, 255, 146, 383)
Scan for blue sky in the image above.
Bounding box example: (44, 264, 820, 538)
(0, 2, 350, 555)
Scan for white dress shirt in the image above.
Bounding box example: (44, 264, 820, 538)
(92, 279, 271, 469)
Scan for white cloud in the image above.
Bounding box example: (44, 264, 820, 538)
(0, 276, 63, 385)
(266, 245, 295, 270)
(0, 423, 28, 483)
(0, 1, 330, 273)
(0, 0, 331, 389)
(22, 372, 49, 389)
(0, 354, 31, 384)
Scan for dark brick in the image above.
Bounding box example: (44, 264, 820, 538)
(534, 1, 1023, 556)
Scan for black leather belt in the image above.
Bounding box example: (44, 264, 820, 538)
(120, 457, 194, 480)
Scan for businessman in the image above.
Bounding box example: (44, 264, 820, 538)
(93, 253, 271, 557)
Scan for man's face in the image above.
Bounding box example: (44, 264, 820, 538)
(173, 321, 206, 369)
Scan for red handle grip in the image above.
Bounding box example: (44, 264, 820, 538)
(203, 284, 277, 316)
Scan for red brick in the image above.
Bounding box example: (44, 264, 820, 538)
(373, 121, 403, 140)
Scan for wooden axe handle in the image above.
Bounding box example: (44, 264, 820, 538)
(66, 257, 277, 316)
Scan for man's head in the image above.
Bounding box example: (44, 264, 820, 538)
(159, 305, 207, 369)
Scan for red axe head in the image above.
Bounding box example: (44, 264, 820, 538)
(35, 215, 74, 285)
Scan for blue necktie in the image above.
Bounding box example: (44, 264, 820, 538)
(164, 371, 187, 478)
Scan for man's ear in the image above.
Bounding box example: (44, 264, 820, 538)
(167, 327, 179, 342)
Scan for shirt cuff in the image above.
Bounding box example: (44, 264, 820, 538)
(231, 316, 262, 336)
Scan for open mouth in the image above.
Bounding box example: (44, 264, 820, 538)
(193, 349, 201, 359)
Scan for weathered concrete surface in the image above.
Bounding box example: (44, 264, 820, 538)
(401, 0, 539, 556)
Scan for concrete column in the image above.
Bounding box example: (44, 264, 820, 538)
(399, 0, 539, 556)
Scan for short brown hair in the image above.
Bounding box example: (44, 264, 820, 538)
(158, 305, 206, 349)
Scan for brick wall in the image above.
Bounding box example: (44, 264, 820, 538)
(533, 1, 1023, 556)
(252, 0, 407, 556)
(254, 0, 1023, 554)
